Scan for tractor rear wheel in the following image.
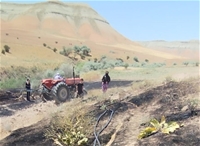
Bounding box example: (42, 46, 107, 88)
(42, 93, 53, 101)
(52, 82, 69, 103)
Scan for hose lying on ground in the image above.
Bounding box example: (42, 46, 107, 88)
(93, 109, 115, 146)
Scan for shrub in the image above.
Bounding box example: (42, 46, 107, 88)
(94, 58, 98, 63)
(124, 63, 129, 69)
(53, 48, 57, 52)
(47, 46, 51, 49)
(73, 46, 81, 54)
(183, 61, 189, 66)
(1, 50, 5, 54)
(173, 63, 177, 65)
(60, 47, 72, 56)
(45, 105, 92, 146)
(127, 56, 130, 60)
(4, 45, 10, 53)
(43, 43, 46, 47)
(81, 46, 91, 56)
(116, 58, 123, 62)
(145, 59, 149, 63)
(133, 57, 139, 62)
(99, 55, 107, 62)
(195, 62, 199, 67)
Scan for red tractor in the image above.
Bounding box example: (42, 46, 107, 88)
(39, 70, 86, 103)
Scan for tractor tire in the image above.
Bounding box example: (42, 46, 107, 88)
(42, 93, 53, 101)
(40, 85, 54, 101)
(52, 82, 69, 103)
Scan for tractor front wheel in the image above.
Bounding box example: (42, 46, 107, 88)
(52, 82, 69, 103)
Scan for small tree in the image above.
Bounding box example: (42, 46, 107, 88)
(1, 50, 5, 54)
(4, 45, 10, 53)
(81, 46, 91, 56)
(133, 57, 139, 62)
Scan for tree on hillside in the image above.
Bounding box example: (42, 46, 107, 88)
(53, 48, 57, 53)
(73, 46, 81, 54)
(81, 46, 91, 56)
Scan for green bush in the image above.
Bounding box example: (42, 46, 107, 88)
(94, 58, 98, 63)
(124, 63, 129, 69)
(0, 77, 25, 89)
(81, 46, 91, 56)
(133, 57, 139, 62)
(1, 49, 5, 54)
(4, 45, 10, 53)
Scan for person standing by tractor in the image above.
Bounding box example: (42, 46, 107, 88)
(25, 78, 31, 102)
(76, 78, 84, 98)
(102, 71, 111, 93)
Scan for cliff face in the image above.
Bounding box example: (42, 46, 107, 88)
(0, 1, 131, 44)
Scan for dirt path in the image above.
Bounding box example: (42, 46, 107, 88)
(1, 78, 200, 146)
(0, 100, 57, 140)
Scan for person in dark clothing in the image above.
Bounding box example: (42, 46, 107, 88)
(102, 71, 111, 92)
(76, 78, 84, 98)
(26, 78, 31, 101)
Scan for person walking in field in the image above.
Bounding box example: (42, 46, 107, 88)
(76, 78, 84, 98)
(102, 71, 111, 93)
(25, 78, 31, 102)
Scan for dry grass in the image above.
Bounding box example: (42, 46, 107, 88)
(44, 100, 94, 146)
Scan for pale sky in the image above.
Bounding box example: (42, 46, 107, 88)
(1, 0, 199, 41)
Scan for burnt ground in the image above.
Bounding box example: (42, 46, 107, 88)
(0, 79, 200, 146)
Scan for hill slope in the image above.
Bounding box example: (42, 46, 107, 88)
(0, 1, 187, 69)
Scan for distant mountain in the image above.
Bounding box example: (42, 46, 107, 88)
(137, 40, 199, 60)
